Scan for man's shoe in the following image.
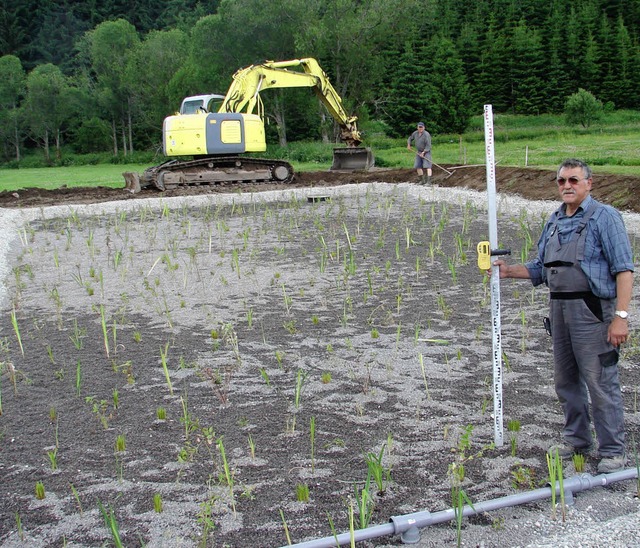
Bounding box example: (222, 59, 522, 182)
(547, 443, 591, 459)
(597, 455, 627, 473)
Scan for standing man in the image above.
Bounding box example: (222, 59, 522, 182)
(493, 158, 634, 473)
(407, 122, 432, 185)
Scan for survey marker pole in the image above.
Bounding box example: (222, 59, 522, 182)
(484, 104, 504, 447)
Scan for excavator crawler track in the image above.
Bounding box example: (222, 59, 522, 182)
(137, 157, 295, 192)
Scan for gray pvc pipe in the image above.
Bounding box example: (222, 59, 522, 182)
(286, 467, 638, 547)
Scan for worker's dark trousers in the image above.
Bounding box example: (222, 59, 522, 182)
(550, 297, 625, 457)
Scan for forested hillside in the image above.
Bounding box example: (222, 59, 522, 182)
(0, 0, 639, 162)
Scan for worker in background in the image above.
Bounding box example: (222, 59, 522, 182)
(492, 158, 633, 474)
(407, 122, 432, 185)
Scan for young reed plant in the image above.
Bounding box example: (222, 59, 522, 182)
(294, 369, 307, 409)
(217, 436, 236, 515)
(248, 434, 256, 459)
(507, 419, 521, 457)
(453, 488, 476, 548)
(115, 434, 126, 480)
(69, 319, 86, 350)
(153, 493, 163, 513)
(353, 474, 375, 530)
(419, 353, 431, 400)
(281, 283, 292, 315)
(310, 416, 316, 474)
(75, 360, 82, 396)
(295, 483, 310, 502)
(70, 483, 83, 514)
(546, 449, 566, 522)
(15, 512, 24, 541)
(259, 367, 271, 387)
(326, 512, 340, 547)
(47, 448, 58, 471)
(179, 394, 197, 441)
(280, 509, 292, 546)
(160, 342, 173, 395)
(98, 501, 123, 548)
(99, 304, 110, 357)
(557, 454, 566, 522)
(365, 444, 391, 495)
(10, 308, 24, 357)
(572, 453, 586, 473)
(115, 434, 126, 452)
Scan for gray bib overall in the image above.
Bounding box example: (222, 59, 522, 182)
(543, 201, 624, 455)
(544, 202, 603, 320)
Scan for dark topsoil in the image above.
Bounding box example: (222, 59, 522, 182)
(1, 165, 639, 213)
(0, 165, 639, 548)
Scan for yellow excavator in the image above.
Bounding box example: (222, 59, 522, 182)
(123, 58, 374, 192)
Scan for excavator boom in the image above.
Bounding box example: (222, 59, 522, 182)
(220, 58, 365, 147)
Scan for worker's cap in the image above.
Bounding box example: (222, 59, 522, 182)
(417, 122, 425, 127)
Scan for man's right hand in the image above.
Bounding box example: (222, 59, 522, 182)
(491, 259, 508, 278)
(490, 260, 533, 280)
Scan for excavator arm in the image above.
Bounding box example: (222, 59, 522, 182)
(219, 58, 363, 147)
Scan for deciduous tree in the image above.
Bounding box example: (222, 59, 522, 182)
(24, 64, 75, 161)
(85, 19, 140, 155)
(0, 55, 26, 161)
(565, 88, 603, 128)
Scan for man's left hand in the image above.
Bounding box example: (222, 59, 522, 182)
(608, 316, 629, 347)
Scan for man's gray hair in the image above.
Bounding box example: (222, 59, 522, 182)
(558, 158, 592, 179)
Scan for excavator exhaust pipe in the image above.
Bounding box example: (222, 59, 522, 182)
(331, 147, 375, 171)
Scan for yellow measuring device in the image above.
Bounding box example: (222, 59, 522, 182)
(477, 240, 511, 270)
(477, 241, 492, 270)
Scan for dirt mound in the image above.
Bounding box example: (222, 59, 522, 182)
(1, 165, 639, 212)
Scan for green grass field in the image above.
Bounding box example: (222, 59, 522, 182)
(0, 164, 150, 191)
(1, 111, 639, 192)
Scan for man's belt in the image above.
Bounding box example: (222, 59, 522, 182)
(550, 291, 606, 321)
(550, 291, 594, 299)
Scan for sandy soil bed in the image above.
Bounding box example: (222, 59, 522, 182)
(0, 172, 639, 547)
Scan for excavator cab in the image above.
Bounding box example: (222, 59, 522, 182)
(179, 94, 225, 115)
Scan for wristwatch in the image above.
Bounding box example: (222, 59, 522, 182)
(615, 310, 629, 319)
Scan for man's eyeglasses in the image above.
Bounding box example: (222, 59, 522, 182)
(556, 176, 586, 185)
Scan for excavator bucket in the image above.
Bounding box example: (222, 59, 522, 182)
(122, 172, 141, 193)
(331, 147, 375, 171)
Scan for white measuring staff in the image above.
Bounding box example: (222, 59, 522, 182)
(484, 104, 504, 447)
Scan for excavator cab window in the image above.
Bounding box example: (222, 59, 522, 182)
(182, 99, 206, 114)
(208, 97, 224, 113)
(180, 94, 226, 115)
